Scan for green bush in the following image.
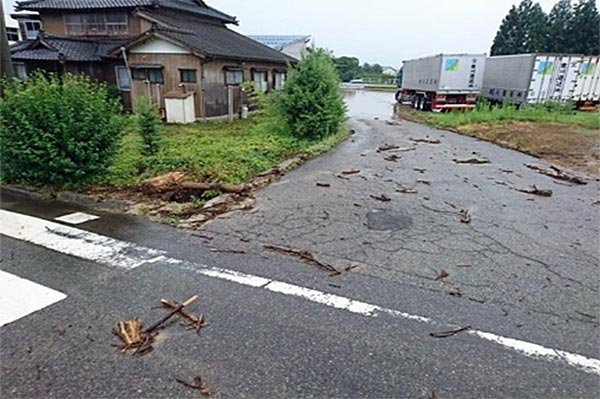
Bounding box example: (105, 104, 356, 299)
(136, 97, 162, 155)
(0, 72, 123, 187)
(275, 48, 346, 138)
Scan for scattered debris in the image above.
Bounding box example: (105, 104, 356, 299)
(500, 168, 514, 174)
(411, 137, 441, 144)
(525, 164, 587, 185)
(370, 194, 391, 202)
(396, 188, 418, 194)
(460, 209, 472, 224)
(384, 154, 401, 162)
(264, 245, 341, 276)
(192, 233, 213, 241)
(328, 284, 341, 289)
(345, 264, 359, 271)
(377, 144, 400, 152)
(385, 120, 402, 126)
(429, 325, 471, 338)
(413, 168, 426, 173)
(449, 290, 463, 297)
(341, 169, 361, 175)
(176, 375, 212, 396)
(435, 270, 450, 281)
(210, 248, 247, 254)
(141, 172, 188, 194)
(161, 298, 206, 331)
(453, 158, 490, 165)
(516, 185, 553, 197)
(456, 264, 472, 268)
(468, 297, 486, 304)
(353, 203, 362, 207)
(113, 295, 200, 355)
(417, 180, 431, 185)
(316, 182, 331, 187)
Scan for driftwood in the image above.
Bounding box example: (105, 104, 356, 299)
(180, 182, 250, 194)
(411, 137, 441, 144)
(141, 172, 188, 194)
(516, 185, 553, 197)
(525, 164, 587, 185)
(264, 245, 340, 276)
(430, 325, 471, 338)
(453, 158, 490, 165)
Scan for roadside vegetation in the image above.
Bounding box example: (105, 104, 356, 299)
(1, 49, 349, 200)
(0, 73, 123, 187)
(395, 102, 599, 176)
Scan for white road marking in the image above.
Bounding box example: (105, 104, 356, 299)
(1, 209, 599, 375)
(0, 210, 167, 269)
(54, 212, 100, 225)
(0, 270, 66, 327)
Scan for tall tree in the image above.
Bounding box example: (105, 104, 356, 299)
(490, 5, 523, 55)
(568, 0, 600, 55)
(519, 0, 548, 53)
(333, 56, 360, 82)
(547, 0, 573, 52)
(491, 0, 548, 56)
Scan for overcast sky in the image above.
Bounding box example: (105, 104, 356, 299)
(5, 0, 598, 67)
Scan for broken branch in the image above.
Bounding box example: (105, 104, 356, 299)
(264, 245, 340, 276)
(429, 326, 471, 338)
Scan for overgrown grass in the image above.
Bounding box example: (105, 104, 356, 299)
(105, 113, 350, 187)
(427, 103, 599, 130)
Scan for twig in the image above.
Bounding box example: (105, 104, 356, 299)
(144, 295, 199, 334)
(429, 325, 471, 338)
(264, 245, 340, 276)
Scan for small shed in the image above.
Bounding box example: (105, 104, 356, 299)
(165, 91, 196, 123)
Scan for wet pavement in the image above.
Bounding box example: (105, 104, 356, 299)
(1, 90, 599, 398)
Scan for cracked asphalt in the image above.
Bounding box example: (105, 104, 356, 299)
(203, 91, 600, 355)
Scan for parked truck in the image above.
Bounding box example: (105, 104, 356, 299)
(396, 53, 486, 111)
(572, 55, 600, 110)
(481, 53, 595, 107)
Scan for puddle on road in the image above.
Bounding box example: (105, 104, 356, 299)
(344, 90, 396, 120)
(366, 209, 413, 231)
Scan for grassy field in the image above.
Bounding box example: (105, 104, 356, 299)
(395, 103, 599, 176)
(105, 114, 350, 187)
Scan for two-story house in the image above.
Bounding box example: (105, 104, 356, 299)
(10, 0, 294, 119)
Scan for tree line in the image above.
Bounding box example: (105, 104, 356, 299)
(491, 0, 599, 56)
(331, 57, 394, 83)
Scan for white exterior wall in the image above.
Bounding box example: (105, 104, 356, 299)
(281, 41, 307, 60)
(573, 56, 600, 102)
(130, 38, 191, 54)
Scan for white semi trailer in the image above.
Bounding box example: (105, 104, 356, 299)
(396, 53, 486, 112)
(482, 53, 599, 108)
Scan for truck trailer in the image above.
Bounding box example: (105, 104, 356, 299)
(396, 53, 486, 112)
(482, 53, 592, 106)
(572, 55, 600, 109)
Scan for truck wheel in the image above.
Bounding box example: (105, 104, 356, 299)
(418, 98, 424, 111)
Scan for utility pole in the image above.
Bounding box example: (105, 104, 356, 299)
(0, 0, 15, 81)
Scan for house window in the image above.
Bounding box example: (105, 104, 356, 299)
(14, 63, 27, 81)
(225, 68, 244, 85)
(6, 27, 19, 41)
(131, 66, 164, 83)
(180, 69, 197, 83)
(23, 20, 41, 39)
(65, 12, 128, 36)
(115, 66, 130, 91)
(274, 71, 286, 90)
(252, 70, 268, 92)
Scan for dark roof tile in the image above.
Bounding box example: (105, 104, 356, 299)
(11, 35, 129, 61)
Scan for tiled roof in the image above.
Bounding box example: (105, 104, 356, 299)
(248, 35, 309, 50)
(11, 35, 129, 61)
(16, 0, 236, 23)
(140, 9, 293, 63)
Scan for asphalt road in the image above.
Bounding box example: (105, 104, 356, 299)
(1, 91, 599, 398)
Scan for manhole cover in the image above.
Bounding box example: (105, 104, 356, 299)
(366, 210, 413, 231)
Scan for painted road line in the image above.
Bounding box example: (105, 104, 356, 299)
(54, 212, 100, 225)
(0, 210, 166, 269)
(2, 209, 599, 375)
(0, 270, 67, 327)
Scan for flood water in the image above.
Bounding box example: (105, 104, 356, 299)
(343, 89, 397, 119)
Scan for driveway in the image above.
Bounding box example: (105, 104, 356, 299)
(203, 91, 600, 358)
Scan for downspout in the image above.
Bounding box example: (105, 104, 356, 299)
(120, 46, 136, 110)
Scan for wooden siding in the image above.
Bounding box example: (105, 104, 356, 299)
(127, 52, 203, 116)
(39, 10, 143, 37)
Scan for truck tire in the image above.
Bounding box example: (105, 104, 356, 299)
(418, 98, 424, 111)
